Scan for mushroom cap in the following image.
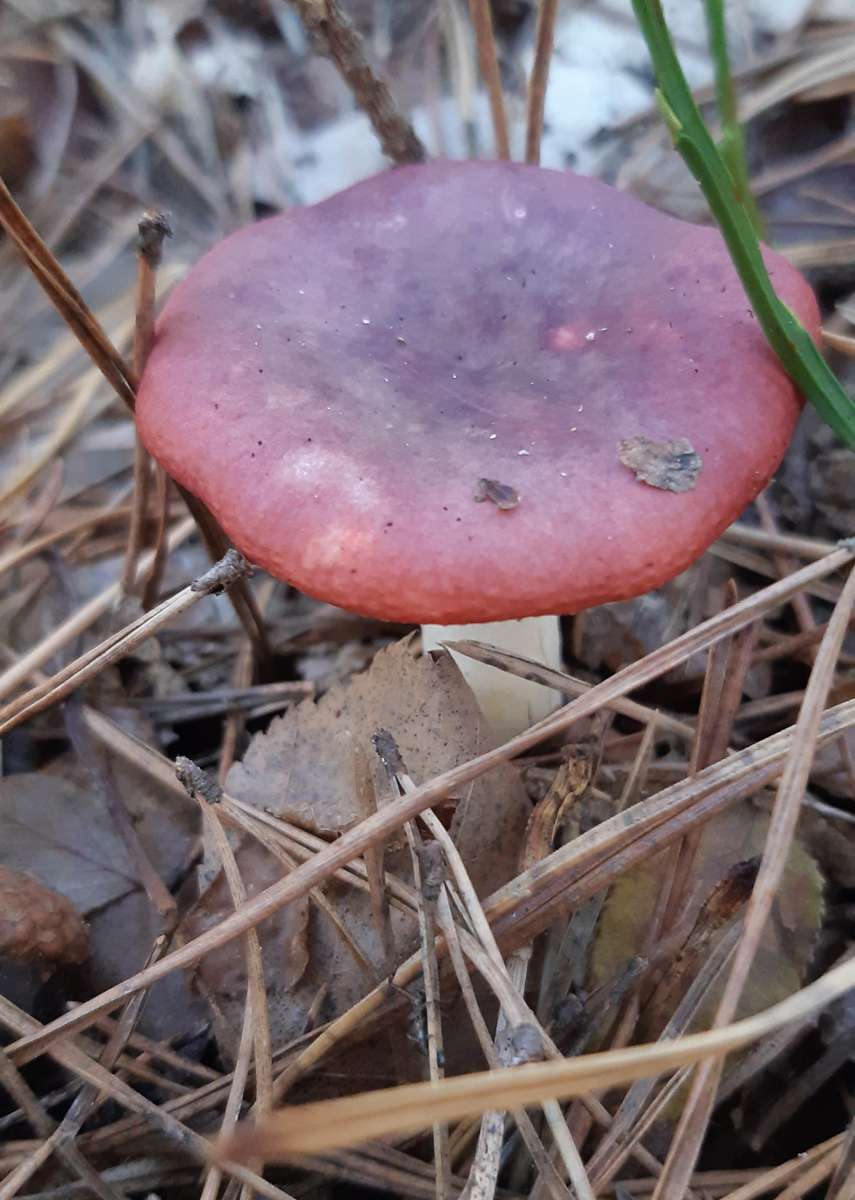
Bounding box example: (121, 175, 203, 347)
(137, 161, 819, 623)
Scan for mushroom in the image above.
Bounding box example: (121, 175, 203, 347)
(137, 162, 819, 738)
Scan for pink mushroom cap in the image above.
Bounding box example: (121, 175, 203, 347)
(137, 161, 820, 623)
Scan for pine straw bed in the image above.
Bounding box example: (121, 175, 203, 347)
(1, 4, 854, 1200)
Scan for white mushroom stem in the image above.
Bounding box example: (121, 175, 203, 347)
(421, 616, 563, 742)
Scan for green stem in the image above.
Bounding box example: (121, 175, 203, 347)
(703, 0, 764, 238)
(632, 0, 855, 448)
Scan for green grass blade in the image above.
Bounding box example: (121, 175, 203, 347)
(633, 0, 855, 448)
(702, 0, 764, 237)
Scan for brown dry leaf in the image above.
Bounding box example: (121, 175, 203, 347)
(589, 800, 824, 1044)
(619, 435, 703, 493)
(181, 637, 530, 1077)
(519, 743, 597, 875)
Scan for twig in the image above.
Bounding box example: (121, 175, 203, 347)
(290, 0, 424, 163)
(352, 739, 397, 977)
(409, 835, 451, 1200)
(467, 0, 510, 158)
(177, 487, 271, 658)
(89, 1016, 219, 1083)
(219, 577, 277, 782)
(586, 925, 741, 1191)
(525, 0, 558, 164)
(651, 562, 855, 1200)
(0, 176, 268, 653)
(52, 937, 173, 1141)
(413, 804, 593, 1200)
(775, 1150, 843, 1200)
(749, 1036, 855, 1150)
(438, 894, 572, 1200)
(140, 467, 171, 609)
(373, 733, 450, 1198)
(176, 758, 273, 1200)
(121, 211, 171, 596)
(755, 493, 815, 635)
(658, 585, 757, 934)
(65, 698, 177, 925)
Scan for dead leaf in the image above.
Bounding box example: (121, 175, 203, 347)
(88, 888, 208, 1043)
(519, 743, 596, 875)
(39, 738, 205, 1039)
(182, 637, 531, 1075)
(589, 800, 824, 1044)
(619, 435, 702, 493)
(0, 774, 138, 913)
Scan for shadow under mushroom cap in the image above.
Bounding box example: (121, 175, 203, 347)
(137, 160, 820, 623)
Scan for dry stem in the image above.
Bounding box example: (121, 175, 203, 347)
(525, 0, 558, 163)
(467, 0, 510, 158)
(291, 0, 424, 163)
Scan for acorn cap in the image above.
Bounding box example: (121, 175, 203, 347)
(137, 161, 819, 623)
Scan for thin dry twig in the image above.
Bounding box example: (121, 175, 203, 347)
(410, 836, 451, 1200)
(141, 466, 172, 609)
(775, 1150, 843, 1200)
(659, 587, 757, 935)
(175, 758, 273, 1200)
(467, 0, 510, 158)
(121, 210, 171, 596)
(0, 178, 268, 653)
(443, 642, 694, 740)
(438, 893, 571, 1200)
(525, 0, 558, 164)
(219, 577, 277, 782)
(290, 0, 424, 163)
(352, 739, 397, 977)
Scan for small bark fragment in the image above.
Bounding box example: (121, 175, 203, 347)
(619, 435, 702, 493)
(474, 478, 520, 510)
